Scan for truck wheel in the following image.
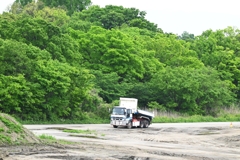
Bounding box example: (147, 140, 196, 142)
(113, 125, 118, 128)
(139, 120, 144, 128)
(143, 120, 149, 128)
(127, 122, 132, 129)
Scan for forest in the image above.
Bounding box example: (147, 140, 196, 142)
(0, 0, 240, 122)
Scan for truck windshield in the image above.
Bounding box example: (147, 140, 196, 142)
(112, 108, 125, 115)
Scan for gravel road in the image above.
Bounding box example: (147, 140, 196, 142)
(2, 122, 240, 160)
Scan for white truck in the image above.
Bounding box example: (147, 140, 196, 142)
(110, 98, 154, 129)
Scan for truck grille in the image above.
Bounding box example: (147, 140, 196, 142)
(112, 117, 123, 120)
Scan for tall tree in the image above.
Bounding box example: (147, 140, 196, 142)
(15, 0, 33, 6)
(39, 0, 92, 15)
(178, 31, 195, 42)
(0, 38, 93, 121)
(119, 26, 164, 81)
(91, 70, 129, 103)
(35, 7, 70, 27)
(75, 5, 161, 32)
(191, 27, 240, 98)
(148, 67, 235, 115)
(70, 26, 145, 80)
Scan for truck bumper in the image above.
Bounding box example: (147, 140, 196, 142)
(111, 120, 128, 126)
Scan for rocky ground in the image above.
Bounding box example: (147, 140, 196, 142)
(1, 122, 240, 160)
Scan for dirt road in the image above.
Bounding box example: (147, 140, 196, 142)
(2, 122, 240, 160)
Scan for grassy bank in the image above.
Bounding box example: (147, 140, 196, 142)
(0, 113, 41, 146)
(18, 113, 240, 125)
(153, 114, 240, 123)
(152, 106, 240, 123)
(19, 118, 110, 125)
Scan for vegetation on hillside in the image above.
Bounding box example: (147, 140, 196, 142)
(0, 113, 40, 145)
(0, 0, 240, 122)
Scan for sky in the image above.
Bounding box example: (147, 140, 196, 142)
(1, 0, 240, 36)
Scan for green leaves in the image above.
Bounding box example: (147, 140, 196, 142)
(76, 26, 145, 80)
(40, 0, 92, 15)
(191, 27, 240, 99)
(0, 74, 32, 113)
(35, 7, 70, 27)
(15, 0, 33, 6)
(76, 5, 160, 31)
(12, 17, 60, 50)
(91, 70, 129, 103)
(148, 67, 235, 115)
(0, 37, 93, 120)
(0, 39, 51, 77)
(1, 3, 240, 120)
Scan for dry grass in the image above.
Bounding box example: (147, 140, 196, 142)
(145, 109, 184, 118)
(218, 105, 240, 116)
(147, 104, 240, 118)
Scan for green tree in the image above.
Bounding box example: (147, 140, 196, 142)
(0, 15, 82, 65)
(0, 39, 51, 77)
(10, 1, 45, 15)
(148, 67, 235, 115)
(178, 31, 195, 42)
(0, 74, 33, 114)
(70, 26, 145, 80)
(119, 26, 165, 81)
(9, 2, 23, 14)
(122, 29, 202, 70)
(0, 38, 93, 121)
(62, 16, 92, 33)
(76, 5, 161, 32)
(191, 28, 240, 98)
(91, 70, 129, 103)
(35, 6, 70, 27)
(11, 17, 60, 50)
(0, 13, 18, 39)
(0, 39, 50, 119)
(15, 0, 33, 6)
(39, 0, 92, 15)
(29, 60, 90, 120)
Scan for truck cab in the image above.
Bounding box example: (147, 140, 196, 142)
(110, 106, 132, 128)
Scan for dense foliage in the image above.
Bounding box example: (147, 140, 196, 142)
(0, 1, 240, 122)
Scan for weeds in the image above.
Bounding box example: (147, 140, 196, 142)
(153, 113, 240, 123)
(63, 129, 96, 134)
(20, 118, 109, 125)
(0, 134, 11, 144)
(38, 134, 56, 140)
(38, 134, 77, 145)
(0, 116, 23, 133)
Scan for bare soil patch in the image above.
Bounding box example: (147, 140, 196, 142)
(1, 123, 240, 160)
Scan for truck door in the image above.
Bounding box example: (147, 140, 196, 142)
(126, 109, 132, 118)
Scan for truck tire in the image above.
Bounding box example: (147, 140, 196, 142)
(127, 121, 132, 129)
(139, 120, 144, 128)
(143, 120, 149, 128)
(113, 125, 118, 128)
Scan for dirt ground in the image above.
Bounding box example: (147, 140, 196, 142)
(1, 122, 240, 160)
